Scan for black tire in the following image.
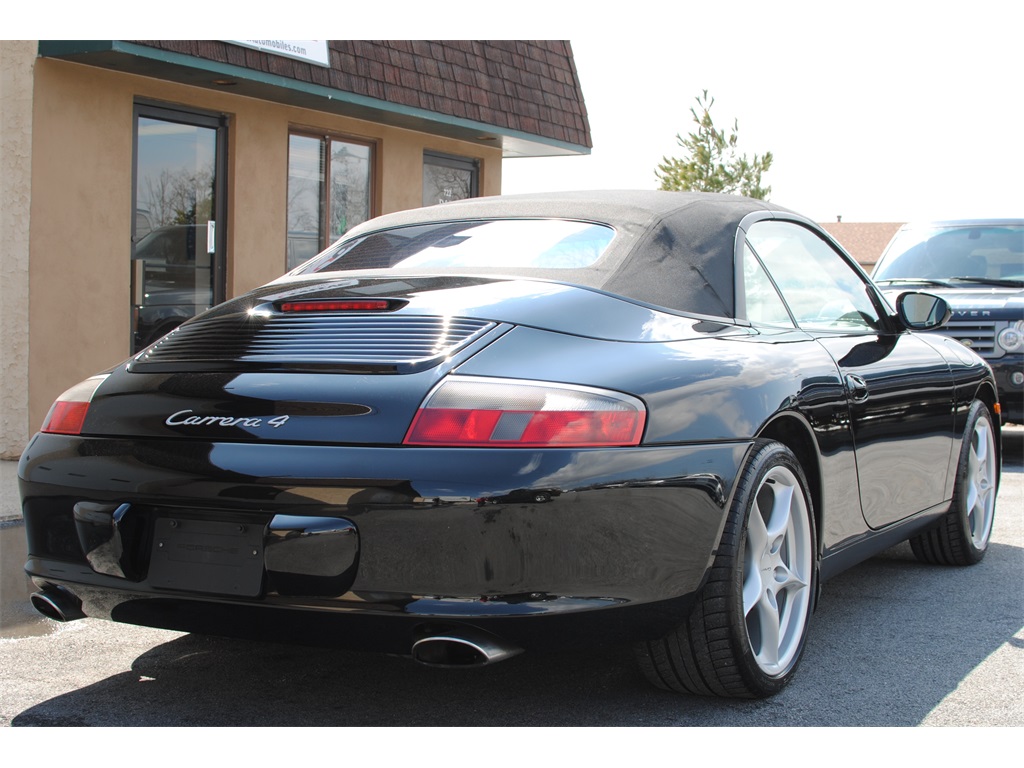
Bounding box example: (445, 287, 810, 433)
(636, 440, 817, 698)
(910, 401, 998, 566)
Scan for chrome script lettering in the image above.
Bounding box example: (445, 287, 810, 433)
(165, 410, 290, 429)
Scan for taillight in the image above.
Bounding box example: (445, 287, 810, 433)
(41, 375, 109, 435)
(404, 376, 646, 447)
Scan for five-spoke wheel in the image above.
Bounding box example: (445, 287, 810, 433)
(742, 464, 813, 677)
(636, 440, 817, 698)
(911, 400, 998, 566)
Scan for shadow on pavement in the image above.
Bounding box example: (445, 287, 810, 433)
(11, 533, 1022, 727)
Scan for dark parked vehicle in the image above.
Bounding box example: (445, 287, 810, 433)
(21, 192, 1001, 698)
(873, 220, 1023, 424)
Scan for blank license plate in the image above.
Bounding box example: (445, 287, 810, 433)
(149, 517, 264, 597)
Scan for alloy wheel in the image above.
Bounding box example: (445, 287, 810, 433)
(742, 465, 813, 677)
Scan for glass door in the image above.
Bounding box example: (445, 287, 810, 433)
(131, 104, 227, 353)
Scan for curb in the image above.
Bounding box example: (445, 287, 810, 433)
(2, 459, 22, 522)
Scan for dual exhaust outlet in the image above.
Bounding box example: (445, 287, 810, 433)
(30, 585, 522, 669)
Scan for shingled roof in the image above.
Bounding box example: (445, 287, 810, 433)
(820, 221, 904, 270)
(52, 40, 589, 157)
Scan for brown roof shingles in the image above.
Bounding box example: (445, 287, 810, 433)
(820, 221, 904, 269)
(133, 40, 591, 150)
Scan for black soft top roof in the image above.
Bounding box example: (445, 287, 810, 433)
(312, 190, 801, 319)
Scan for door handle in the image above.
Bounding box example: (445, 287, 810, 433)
(845, 374, 869, 402)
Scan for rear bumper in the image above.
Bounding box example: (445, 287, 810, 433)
(24, 575, 699, 654)
(20, 434, 749, 647)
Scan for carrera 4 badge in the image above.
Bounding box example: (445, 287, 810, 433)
(165, 410, 290, 429)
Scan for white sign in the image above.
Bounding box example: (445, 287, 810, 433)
(228, 40, 330, 68)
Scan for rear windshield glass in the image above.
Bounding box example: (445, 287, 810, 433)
(293, 219, 616, 275)
(874, 224, 1024, 282)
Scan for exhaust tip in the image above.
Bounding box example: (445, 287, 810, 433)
(412, 627, 523, 668)
(30, 587, 85, 622)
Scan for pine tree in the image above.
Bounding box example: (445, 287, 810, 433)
(656, 90, 773, 200)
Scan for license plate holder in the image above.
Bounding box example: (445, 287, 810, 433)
(149, 517, 264, 597)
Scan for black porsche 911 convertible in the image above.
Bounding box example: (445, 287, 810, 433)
(20, 191, 1001, 699)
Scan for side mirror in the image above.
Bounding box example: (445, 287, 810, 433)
(896, 291, 951, 330)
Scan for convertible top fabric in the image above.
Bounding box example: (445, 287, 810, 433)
(305, 191, 798, 319)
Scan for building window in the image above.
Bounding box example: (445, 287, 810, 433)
(287, 133, 373, 270)
(423, 151, 479, 206)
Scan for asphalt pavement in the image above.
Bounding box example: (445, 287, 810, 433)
(0, 430, 1021, 728)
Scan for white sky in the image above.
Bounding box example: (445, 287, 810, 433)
(500, 1, 1023, 223)
(16, 0, 1022, 225)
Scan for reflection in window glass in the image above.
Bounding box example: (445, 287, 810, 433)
(287, 135, 322, 269)
(874, 224, 1024, 282)
(423, 152, 478, 206)
(133, 114, 220, 352)
(287, 134, 372, 271)
(296, 219, 615, 275)
(748, 221, 881, 332)
(742, 243, 793, 326)
(329, 140, 371, 241)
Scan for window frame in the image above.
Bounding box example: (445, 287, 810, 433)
(736, 213, 896, 334)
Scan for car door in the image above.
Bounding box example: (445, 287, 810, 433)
(745, 219, 955, 529)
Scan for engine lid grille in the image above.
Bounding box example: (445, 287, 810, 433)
(129, 313, 498, 373)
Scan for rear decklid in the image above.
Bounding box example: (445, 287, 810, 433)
(80, 276, 723, 445)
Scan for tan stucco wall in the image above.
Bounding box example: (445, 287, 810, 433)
(0, 41, 36, 458)
(23, 55, 503, 442)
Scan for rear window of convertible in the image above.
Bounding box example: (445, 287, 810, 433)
(292, 219, 616, 274)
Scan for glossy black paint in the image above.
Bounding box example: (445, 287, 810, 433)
(22, 432, 746, 648)
(890, 290, 1024, 425)
(20, 191, 1002, 656)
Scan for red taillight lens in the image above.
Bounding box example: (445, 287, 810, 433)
(43, 402, 90, 435)
(41, 375, 109, 435)
(404, 377, 646, 447)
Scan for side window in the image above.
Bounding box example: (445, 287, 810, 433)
(747, 221, 882, 332)
(742, 242, 794, 327)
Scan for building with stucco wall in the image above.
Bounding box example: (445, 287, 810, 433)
(0, 40, 591, 457)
